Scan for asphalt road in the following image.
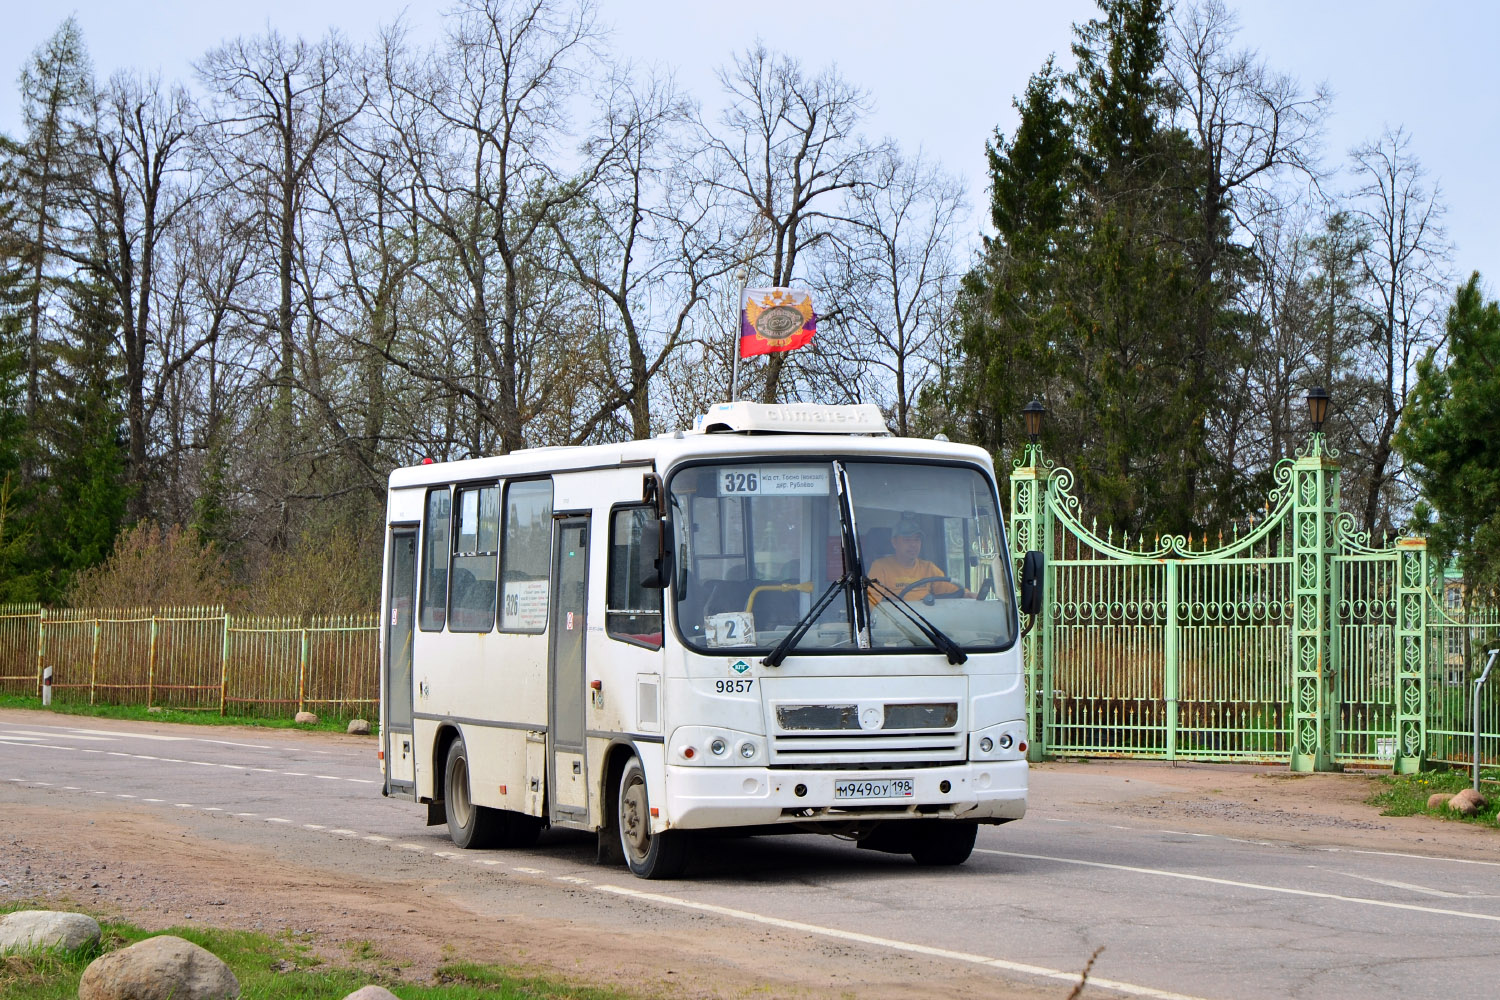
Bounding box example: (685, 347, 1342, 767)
(3, 714, 1497, 1000)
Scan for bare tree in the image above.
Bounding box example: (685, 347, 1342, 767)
(197, 28, 366, 541)
(699, 45, 882, 403)
(815, 149, 964, 435)
(66, 72, 203, 519)
(1345, 127, 1450, 536)
(370, 0, 610, 454)
(549, 69, 736, 441)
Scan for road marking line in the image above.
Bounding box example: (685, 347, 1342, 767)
(329, 829, 360, 836)
(364, 835, 391, 842)
(346, 778, 377, 784)
(556, 876, 591, 885)
(233, 813, 256, 817)
(434, 851, 462, 859)
(976, 849, 1500, 924)
(594, 883, 1210, 1000)
(304, 824, 326, 830)
(514, 867, 546, 875)
(477, 860, 504, 866)
(1323, 847, 1500, 869)
(203, 807, 223, 812)
(116, 794, 135, 798)
(1310, 866, 1475, 899)
(2, 729, 115, 741)
(175, 803, 195, 808)
(266, 818, 292, 824)
(61, 786, 79, 790)
(0, 741, 80, 752)
(281, 772, 308, 776)
(315, 775, 341, 780)
(398, 844, 425, 851)
(143, 798, 163, 803)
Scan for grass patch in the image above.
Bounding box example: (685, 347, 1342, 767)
(1367, 767, 1500, 825)
(0, 694, 374, 735)
(0, 906, 654, 999)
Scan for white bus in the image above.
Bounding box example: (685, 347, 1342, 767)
(379, 402, 1037, 878)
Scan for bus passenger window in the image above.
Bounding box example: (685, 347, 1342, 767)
(419, 487, 451, 631)
(449, 485, 499, 632)
(499, 479, 552, 632)
(607, 506, 663, 649)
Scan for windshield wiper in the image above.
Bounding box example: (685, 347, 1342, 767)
(761, 573, 853, 668)
(863, 577, 968, 665)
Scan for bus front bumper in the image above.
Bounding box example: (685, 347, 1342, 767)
(661, 760, 1027, 830)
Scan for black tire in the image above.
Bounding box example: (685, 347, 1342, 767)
(909, 820, 978, 866)
(617, 755, 689, 879)
(444, 736, 502, 849)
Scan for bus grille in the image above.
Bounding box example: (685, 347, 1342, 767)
(769, 701, 964, 767)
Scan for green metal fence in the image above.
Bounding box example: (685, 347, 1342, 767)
(0, 606, 378, 717)
(1011, 434, 1498, 772)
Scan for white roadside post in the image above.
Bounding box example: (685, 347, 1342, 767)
(41, 666, 52, 707)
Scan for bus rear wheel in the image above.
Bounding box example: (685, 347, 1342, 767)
(909, 820, 978, 865)
(617, 755, 688, 879)
(444, 736, 502, 849)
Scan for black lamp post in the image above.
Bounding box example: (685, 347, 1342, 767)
(1306, 386, 1330, 434)
(1022, 399, 1046, 442)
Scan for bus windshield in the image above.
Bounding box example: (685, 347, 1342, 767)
(669, 460, 1015, 654)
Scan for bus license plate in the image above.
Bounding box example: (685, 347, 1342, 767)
(834, 777, 914, 800)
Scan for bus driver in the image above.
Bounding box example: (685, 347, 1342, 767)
(867, 513, 975, 603)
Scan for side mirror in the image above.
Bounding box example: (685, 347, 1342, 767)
(638, 517, 673, 589)
(1019, 550, 1045, 616)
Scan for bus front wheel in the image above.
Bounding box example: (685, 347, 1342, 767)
(617, 756, 688, 879)
(909, 820, 978, 865)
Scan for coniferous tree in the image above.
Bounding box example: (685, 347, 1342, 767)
(1396, 274, 1500, 606)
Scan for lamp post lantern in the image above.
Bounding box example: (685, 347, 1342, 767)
(1306, 385, 1329, 434)
(1022, 399, 1045, 442)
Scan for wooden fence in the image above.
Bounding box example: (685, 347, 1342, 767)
(0, 604, 378, 718)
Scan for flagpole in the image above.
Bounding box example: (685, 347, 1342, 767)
(730, 267, 747, 401)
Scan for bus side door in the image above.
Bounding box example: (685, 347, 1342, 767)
(547, 514, 591, 820)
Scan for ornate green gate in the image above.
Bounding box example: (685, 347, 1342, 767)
(1011, 434, 1426, 772)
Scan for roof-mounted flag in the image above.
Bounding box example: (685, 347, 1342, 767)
(740, 287, 816, 358)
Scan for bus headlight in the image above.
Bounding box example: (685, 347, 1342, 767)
(670, 727, 765, 765)
(998, 733, 1014, 750)
(979, 737, 994, 753)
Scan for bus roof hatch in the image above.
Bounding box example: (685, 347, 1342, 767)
(691, 401, 889, 435)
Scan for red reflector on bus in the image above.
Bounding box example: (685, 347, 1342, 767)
(650, 807, 659, 817)
(1019, 742, 1028, 753)
(377, 751, 384, 760)
(499, 785, 507, 795)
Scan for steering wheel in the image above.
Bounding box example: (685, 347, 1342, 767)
(898, 576, 964, 603)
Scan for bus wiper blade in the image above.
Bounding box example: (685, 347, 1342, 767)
(761, 574, 851, 668)
(863, 577, 968, 665)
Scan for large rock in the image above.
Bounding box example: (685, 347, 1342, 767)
(1451, 787, 1488, 811)
(294, 711, 319, 725)
(1447, 795, 1479, 817)
(0, 910, 100, 953)
(346, 718, 371, 735)
(79, 935, 239, 1000)
(343, 987, 402, 1000)
(1426, 793, 1451, 810)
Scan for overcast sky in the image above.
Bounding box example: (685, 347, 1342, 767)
(4, 0, 1496, 292)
